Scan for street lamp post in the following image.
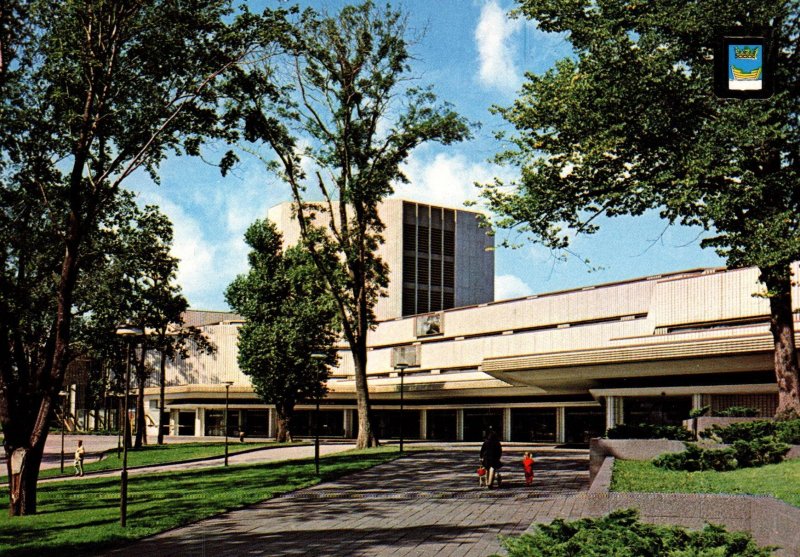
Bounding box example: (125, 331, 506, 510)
(394, 363, 409, 453)
(223, 381, 233, 466)
(310, 353, 326, 475)
(59, 390, 68, 473)
(116, 324, 142, 528)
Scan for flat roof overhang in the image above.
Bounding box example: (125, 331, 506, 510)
(481, 333, 775, 392)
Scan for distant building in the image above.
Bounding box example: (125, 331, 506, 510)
(140, 200, 795, 443)
(267, 199, 494, 320)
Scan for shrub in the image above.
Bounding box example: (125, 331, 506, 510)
(714, 406, 760, 417)
(654, 443, 738, 472)
(655, 438, 790, 472)
(701, 420, 776, 443)
(498, 509, 774, 557)
(606, 423, 694, 441)
(654, 443, 703, 471)
(732, 438, 791, 468)
(775, 419, 800, 444)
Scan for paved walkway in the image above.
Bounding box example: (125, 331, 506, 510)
(103, 447, 590, 557)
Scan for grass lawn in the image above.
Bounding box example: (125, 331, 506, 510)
(0, 447, 399, 556)
(33, 441, 291, 480)
(612, 458, 800, 507)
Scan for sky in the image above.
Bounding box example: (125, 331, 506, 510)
(127, 0, 724, 311)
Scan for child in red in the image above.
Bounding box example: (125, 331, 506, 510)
(522, 452, 534, 486)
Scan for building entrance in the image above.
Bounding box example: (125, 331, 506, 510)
(564, 407, 604, 444)
(463, 408, 502, 441)
(177, 411, 195, 436)
(511, 408, 556, 442)
(426, 409, 457, 440)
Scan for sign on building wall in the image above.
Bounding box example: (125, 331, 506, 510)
(714, 30, 773, 99)
(415, 312, 443, 337)
(391, 345, 420, 368)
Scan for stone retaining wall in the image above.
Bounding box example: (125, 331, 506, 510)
(588, 453, 800, 556)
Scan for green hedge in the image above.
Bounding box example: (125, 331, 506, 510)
(606, 423, 694, 441)
(701, 419, 800, 444)
(498, 509, 774, 556)
(654, 439, 790, 472)
(714, 406, 761, 417)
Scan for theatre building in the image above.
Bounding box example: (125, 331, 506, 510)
(142, 200, 795, 443)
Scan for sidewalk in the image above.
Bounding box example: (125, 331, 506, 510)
(102, 447, 590, 557)
(37, 441, 357, 483)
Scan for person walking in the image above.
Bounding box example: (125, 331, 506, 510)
(74, 440, 85, 477)
(479, 430, 502, 488)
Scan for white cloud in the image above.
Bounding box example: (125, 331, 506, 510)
(475, 1, 523, 94)
(495, 274, 533, 300)
(394, 150, 515, 211)
(224, 161, 284, 236)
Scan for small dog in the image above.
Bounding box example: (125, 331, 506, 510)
(477, 466, 488, 487)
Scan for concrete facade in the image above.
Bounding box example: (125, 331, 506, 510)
(139, 199, 799, 444)
(267, 199, 494, 321)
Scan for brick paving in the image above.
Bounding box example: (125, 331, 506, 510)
(102, 447, 590, 557)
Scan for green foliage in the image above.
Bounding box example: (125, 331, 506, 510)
(498, 509, 773, 557)
(225, 220, 338, 440)
(481, 0, 800, 413)
(731, 438, 790, 467)
(230, 1, 471, 447)
(1, 0, 283, 511)
(689, 406, 711, 419)
(485, 0, 799, 275)
(701, 420, 777, 443)
(655, 444, 738, 472)
(655, 438, 789, 471)
(714, 407, 760, 418)
(775, 419, 800, 444)
(606, 423, 694, 441)
(703, 418, 800, 444)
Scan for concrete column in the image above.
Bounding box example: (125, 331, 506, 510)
(456, 409, 464, 441)
(605, 396, 617, 432)
(692, 393, 704, 411)
(195, 409, 204, 438)
(420, 409, 428, 440)
(556, 407, 566, 444)
(502, 408, 512, 442)
(343, 409, 354, 438)
(169, 410, 177, 436)
(268, 408, 278, 438)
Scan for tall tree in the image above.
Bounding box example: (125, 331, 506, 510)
(233, 1, 471, 447)
(0, 0, 272, 515)
(225, 220, 338, 442)
(481, 0, 800, 417)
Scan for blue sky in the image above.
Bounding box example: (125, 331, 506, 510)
(127, 0, 723, 311)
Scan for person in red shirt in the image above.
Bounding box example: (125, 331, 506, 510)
(522, 452, 534, 486)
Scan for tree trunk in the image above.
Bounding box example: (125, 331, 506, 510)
(133, 347, 148, 448)
(352, 337, 378, 449)
(134, 373, 146, 449)
(275, 402, 293, 443)
(157, 348, 167, 445)
(6, 433, 45, 516)
(766, 272, 800, 418)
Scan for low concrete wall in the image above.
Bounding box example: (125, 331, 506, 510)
(589, 436, 800, 553)
(589, 438, 686, 482)
(588, 456, 614, 493)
